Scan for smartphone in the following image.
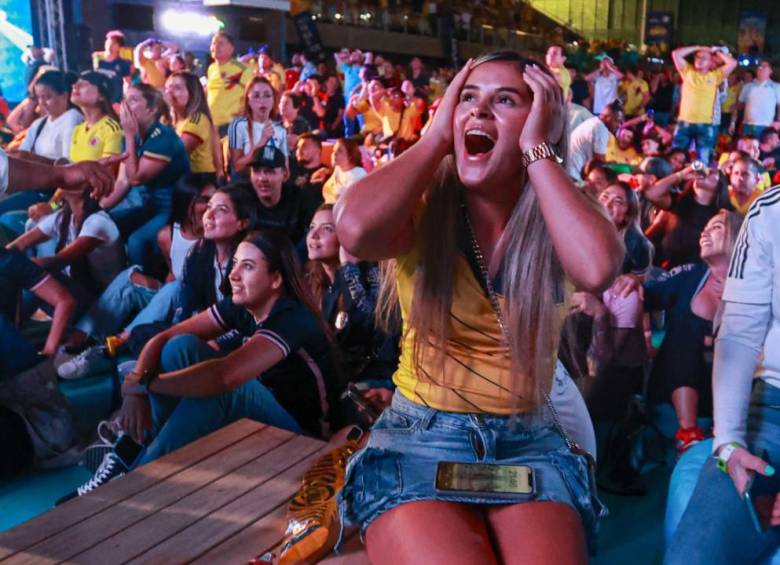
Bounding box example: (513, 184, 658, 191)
(744, 450, 776, 533)
(342, 383, 381, 421)
(435, 462, 534, 498)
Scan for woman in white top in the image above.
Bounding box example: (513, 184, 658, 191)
(322, 137, 367, 204)
(0, 71, 84, 216)
(7, 185, 124, 319)
(227, 76, 288, 177)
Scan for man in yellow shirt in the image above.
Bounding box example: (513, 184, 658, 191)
(619, 67, 650, 118)
(545, 44, 571, 101)
(206, 32, 253, 135)
(671, 45, 737, 164)
(134, 38, 176, 89)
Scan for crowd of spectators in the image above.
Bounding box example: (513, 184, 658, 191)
(2, 25, 780, 560)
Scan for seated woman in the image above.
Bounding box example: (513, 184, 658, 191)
(62, 230, 338, 501)
(0, 248, 74, 377)
(7, 185, 125, 321)
(642, 210, 742, 452)
(165, 71, 222, 176)
(57, 182, 251, 380)
(101, 83, 190, 276)
(2, 71, 123, 241)
(321, 138, 367, 204)
(0, 70, 83, 218)
(228, 76, 288, 178)
(278, 91, 311, 156)
(305, 205, 389, 378)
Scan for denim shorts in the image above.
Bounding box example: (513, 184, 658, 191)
(338, 391, 607, 553)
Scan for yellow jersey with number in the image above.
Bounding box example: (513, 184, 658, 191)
(176, 112, 216, 173)
(69, 116, 123, 163)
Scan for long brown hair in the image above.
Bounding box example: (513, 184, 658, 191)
(376, 50, 575, 409)
(168, 71, 213, 124)
(243, 76, 279, 144)
(304, 204, 338, 306)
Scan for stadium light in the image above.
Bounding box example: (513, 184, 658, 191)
(160, 10, 224, 36)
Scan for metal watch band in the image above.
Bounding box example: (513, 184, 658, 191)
(521, 142, 562, 168)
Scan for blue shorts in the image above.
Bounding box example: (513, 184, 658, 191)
(338, 391, 606, 553)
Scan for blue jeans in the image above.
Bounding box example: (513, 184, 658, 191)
(125, 280, 180, 333)
(664, 380, 780, 565)
(110, 187, 170, 275)
(134, 334, 303, 466)
(672, 121, 717, 165)
(76, 267, 180, 338)
(743, 124, 769, 138)
(664, 439, 712, 547)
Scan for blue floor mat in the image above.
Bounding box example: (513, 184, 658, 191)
(0, 465, 92, 532)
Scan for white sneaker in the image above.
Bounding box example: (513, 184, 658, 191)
(56, 345, 113, 380)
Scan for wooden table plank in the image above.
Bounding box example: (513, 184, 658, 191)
(0, 419, 263, 562)
(75, 434, 325, 565)
(2, 424, 287, 565)
(128, 445, 332, 565)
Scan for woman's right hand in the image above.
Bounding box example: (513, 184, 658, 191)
(258, 122, 275, 148)
(28, 202, 53, 223)
(610, 273, 644, 299)
(422, 58, 473, 151)
(117, 394, 152, 444)
(726, 446, 775, 496)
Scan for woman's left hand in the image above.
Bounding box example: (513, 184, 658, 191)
(518, 64, 565, 152)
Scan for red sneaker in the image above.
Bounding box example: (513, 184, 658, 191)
(675, 426, 705, 453)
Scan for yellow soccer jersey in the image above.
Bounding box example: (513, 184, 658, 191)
(70, 116, 123, 163)
(177, 112, 216, 173)
(207, 60, 253, 128)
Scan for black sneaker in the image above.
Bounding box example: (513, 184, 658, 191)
(56, 435, 142, 506)
(81, 420, 120, 473)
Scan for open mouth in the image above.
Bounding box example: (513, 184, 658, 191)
(464, 129, 496, 156)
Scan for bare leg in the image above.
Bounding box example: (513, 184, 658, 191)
(486, 501, 587, 565)
(366, 501, 499, 565)
(671, 386, 699, 429)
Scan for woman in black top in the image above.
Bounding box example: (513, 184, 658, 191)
(118, 229, 337, 464)
(643, 210, 742, 452)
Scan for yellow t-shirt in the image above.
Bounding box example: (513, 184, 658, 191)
(207, 60, 253, 128)
(620, 78, 649, 116)
(354, 99, 384, 136)
(551, 66, 571, 100)
(176, 112, 216, 173)
(139, 57, 166, 89)
(606, 137, 641, 165)
(678, 65, 725, 124)
(392, 216, 569, 414)
(722, 83, 741, 114)
(70, 116, 123, 163)
(397, 99, 424, 141)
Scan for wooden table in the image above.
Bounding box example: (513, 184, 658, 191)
(0, 419, 369, 564)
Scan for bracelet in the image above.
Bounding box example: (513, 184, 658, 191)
(715, 441, 743, 473)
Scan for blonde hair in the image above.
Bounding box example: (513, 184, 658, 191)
(376, 51, 574, 409)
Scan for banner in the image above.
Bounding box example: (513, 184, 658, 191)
(644, 11, 673, 54)
(738, 12, 767, 55)
(292, 10, 325, 63)
(0, 0, 34, 102)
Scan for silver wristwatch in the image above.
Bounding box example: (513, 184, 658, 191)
(521, 141, 563, 168)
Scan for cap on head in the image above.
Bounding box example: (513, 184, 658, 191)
(79, 71, 112, 101)
(250, 144, 286, 170)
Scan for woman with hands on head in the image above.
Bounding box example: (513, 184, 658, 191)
(335, 52, 623, 564)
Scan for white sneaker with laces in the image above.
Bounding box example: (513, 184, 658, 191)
(56, 346, 113, 380)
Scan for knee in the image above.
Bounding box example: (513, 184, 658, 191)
(160, 334, 207, 372)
